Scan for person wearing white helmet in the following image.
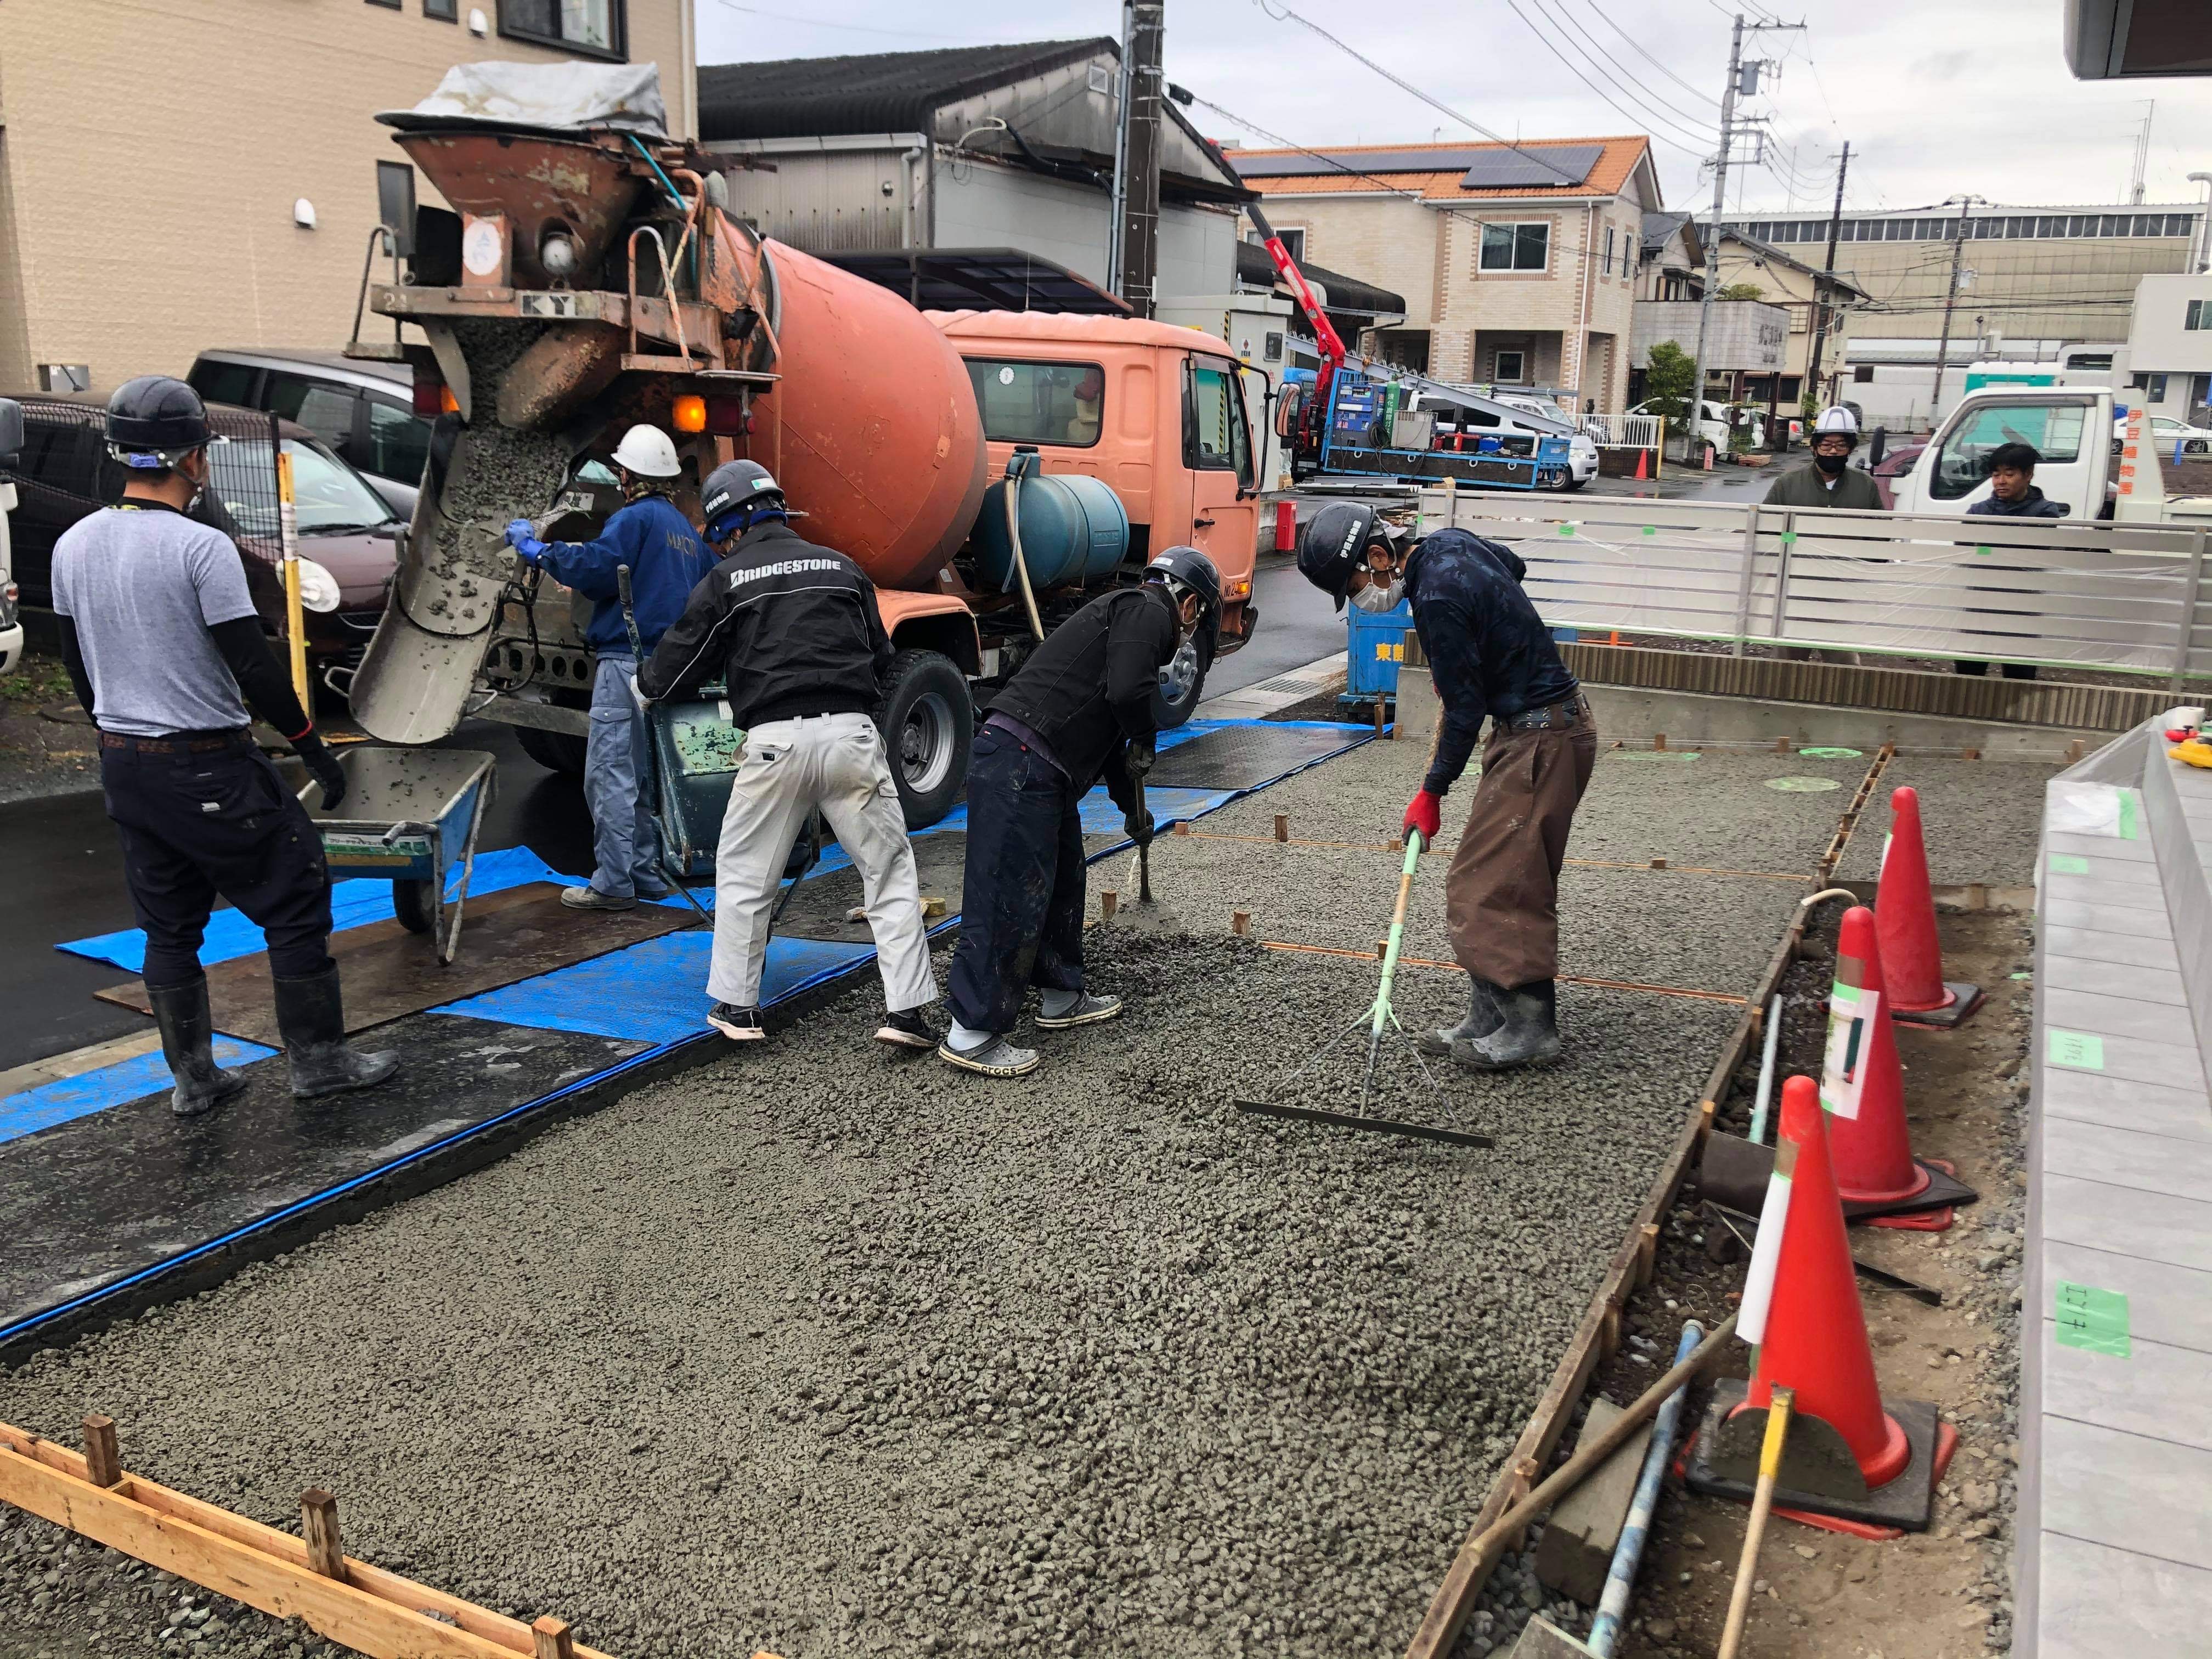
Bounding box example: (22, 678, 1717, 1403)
(504, 424, 715, 911)
(1765, 405, 1883, 511)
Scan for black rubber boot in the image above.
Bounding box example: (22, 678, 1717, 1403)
(1420, 977, 1504, 1057)
(273, 968, 400, 1100)
(1457, 980, 1560, 1070)
(148, 977, 250, 1119)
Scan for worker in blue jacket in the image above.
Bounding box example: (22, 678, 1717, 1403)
(1299, 505, 1595, 1070)
(505, 425, 714, 911)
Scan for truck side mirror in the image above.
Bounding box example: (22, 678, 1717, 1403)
(0, 398, 20, 473)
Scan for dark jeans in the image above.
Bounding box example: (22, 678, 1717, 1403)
(947, 727, 1087, 1034)
(100, 735, 334, 989)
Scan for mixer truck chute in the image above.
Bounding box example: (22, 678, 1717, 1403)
(346, 63, 1261, 828)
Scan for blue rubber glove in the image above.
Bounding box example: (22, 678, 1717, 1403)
(504, 518, 548, 563)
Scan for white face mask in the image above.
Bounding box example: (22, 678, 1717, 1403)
(1350, 577, 1405, 613)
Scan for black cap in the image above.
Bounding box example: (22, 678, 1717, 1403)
(105, 376, 210, 462)
(1297, 502, 1376, 613)
(1143, 544, 1223, 648)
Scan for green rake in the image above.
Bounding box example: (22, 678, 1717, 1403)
(1235, 832, 1493, 1149)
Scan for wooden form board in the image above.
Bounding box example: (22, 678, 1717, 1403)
(95, 885, 693, 1045)
(1402, 749, 1883, 1659)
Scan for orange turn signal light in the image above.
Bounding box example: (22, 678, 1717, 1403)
(672, 394, 707, 433)
(440, 385, 459, 415)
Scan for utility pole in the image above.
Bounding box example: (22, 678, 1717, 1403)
(1106, 2, 1135, 294)
(1928, 194, 1984, 425)
(1118, 2, 1165, 317)
(1687, 14, 1802, 461)
(1803, 140, 1850, 412)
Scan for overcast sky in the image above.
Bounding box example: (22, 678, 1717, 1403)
(696, 0, 2212, 215)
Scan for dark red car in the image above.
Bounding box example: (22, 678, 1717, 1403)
(1867, 441, 1927, 511)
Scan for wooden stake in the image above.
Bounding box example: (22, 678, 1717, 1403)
(1172, 820, 1190, 836)
(301, 1489, 345, 1582)
(1231, 910, 1250, 936)
(1695, 1098, 1717, 1149)
(1274, 812, 1289, 843)
(82, 1415, 121, 1489)
(1377, 939, 1390, 960)
(1635, 1222, 1661, 1286)
(1961, 746, 1980, 760)
(532, 1617, 575, 1659)
(1650, 856, 1668, 871)
(1773, 736, 1790, 753)
(1653, 732, 1667, 751)
(1717, 1387, 1795, 1659)
(1101, 890, 1118, 920)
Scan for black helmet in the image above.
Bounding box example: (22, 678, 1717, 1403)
(1297, 501, 1379, 613)
(1143, 545, 1222, 646)
(106, 376, 210, 467)
(701, 458, 785, 540)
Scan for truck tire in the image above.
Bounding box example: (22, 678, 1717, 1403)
(1152, 632, 1212, 729)
(874, 648, 972, 830)
(515, 721, 588, 776)
(392, 878, 436, 935)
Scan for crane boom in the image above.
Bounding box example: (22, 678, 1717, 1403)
(1245, 202, 1348, 469)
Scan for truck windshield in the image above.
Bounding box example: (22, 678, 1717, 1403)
(964, 359, 1104, 448)
(1929, 403, 2087, 499)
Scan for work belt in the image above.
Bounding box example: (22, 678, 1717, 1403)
(99, 728, 254, 754)
(1497, 695, 1588, 736)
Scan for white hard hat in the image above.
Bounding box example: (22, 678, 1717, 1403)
(610, 424, 681, 478)
(1813, 405, 1859, 438)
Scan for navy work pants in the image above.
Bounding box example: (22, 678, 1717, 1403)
(947, 726, 1087, 1035)
(100, 732, 334, 990)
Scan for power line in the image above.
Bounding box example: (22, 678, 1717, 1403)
(1500, 0, 1717, 161)
(1521, 1, 1725, 143)
(1580, 0, 1722, 108)
(707, 0, 959, 40)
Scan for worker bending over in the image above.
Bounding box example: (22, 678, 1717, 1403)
(637, 460, 940, 1048)
(941, 548, 1220, 1079)
(505, 425, 713, 912)
(1764, 406, 1882, 511)
(52, 377, 398, 1114)
(1299, 506, 1593, 1070)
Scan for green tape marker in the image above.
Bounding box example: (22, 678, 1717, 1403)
(2048, 853, 2090, 875)
(2046, 1029, 2105, 1071)
(1779, 531, 1798, 548)
(2118, 791, 2141, 840)
(2054, 1281, 2130, 1358)
(1798, 746, 1863, 760)
(1974, 544, 1994, 558)
(1641, 525, 1658, 537)
(1557, 522, 1577, 536)
(1767, 776, 1841, 792)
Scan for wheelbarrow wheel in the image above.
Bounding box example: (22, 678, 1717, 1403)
(392, 878, 436, 935)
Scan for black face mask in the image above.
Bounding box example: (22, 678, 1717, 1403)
(1813, 450, 1850, 476)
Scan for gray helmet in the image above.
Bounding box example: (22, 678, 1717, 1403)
(106, 375, 210, 467)
(701, 458, 785, 540)
(1144, 545, 1222, 647)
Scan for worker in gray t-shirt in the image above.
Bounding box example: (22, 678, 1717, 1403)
(52, 376, 398, 1116)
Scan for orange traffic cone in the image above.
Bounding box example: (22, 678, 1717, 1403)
(1633, 446, 1649, 481)
(1682, 1075, 1944, 1532)
(1874, 786, 1983, 1027)
(1828, 906, 1977, 1230)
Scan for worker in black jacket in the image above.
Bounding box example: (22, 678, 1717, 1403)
(941, 546, 1220, 1078)
(1299, 505, 1594, 1070)
(636, 459, 941, 1049)
(51, 377, 398, 1115)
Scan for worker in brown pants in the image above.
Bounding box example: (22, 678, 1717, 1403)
(1298, 503, 1594, 1068)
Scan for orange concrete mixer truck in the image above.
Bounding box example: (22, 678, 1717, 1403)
(344, 63, 1263, 827)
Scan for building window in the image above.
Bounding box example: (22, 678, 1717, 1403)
(425, 0, 458, 16)
(1494, 348, 1527, 382)
(1480, 222, 1549, 272)
(499, 0, 624, 58)
(2064, 352, 2113, 371)
(1853, 365, 1874, 383)
(365, 0, 400, 8)
(1602, 225, 1617, 276)
(2141, 373, 2170, 403)
(2187, 299, 2212, 331)
(1250, 226, 1306, 262)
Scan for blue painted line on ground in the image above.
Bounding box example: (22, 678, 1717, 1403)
(0, 1037, 280, 1144)
(0, 720, 1373, 1348)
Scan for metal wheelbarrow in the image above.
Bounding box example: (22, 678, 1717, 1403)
(297, 747, 496, 965)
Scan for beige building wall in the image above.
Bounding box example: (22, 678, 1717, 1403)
(1251, 194, 1442, 330)
(1706, 241, 1843, 382)
(0, 0, 693, 394)
(1831, 233, 2181, 345)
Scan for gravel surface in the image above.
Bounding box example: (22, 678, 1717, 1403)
(1837, 758, 2059, 886)
(1, 934, 1738, 1659)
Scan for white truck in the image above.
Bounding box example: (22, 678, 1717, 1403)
(1888, 384, 2212, 525)
(0, 400, 22, 678)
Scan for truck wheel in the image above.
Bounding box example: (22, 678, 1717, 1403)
(875, 648, 972, 830)
(392, 878, 436, 935)
(1152, 633, 1212, 729)
(515, 722, 588, 776)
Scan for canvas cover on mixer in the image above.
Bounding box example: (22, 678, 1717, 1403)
(376, 60, 668, 138)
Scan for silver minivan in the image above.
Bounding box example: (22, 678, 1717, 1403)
(187, 349, 430, 521)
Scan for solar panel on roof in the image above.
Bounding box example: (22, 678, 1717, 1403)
(1458, 145, 1602, 189)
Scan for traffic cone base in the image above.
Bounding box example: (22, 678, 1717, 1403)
(1684, 1379, 1940, 1532)
(1891, 979, 1986, 1029)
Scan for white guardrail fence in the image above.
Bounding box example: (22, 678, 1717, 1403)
(1572, 413, 1663, 450)
(1417, 486, 2212, 686)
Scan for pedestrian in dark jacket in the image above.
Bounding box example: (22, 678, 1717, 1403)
(1966, 442, 2069, 518)
(637, 460, 942, 1052)
(1297, 506, 1594, 1070)
(940, 548, 1220, 1079)
(505, 424, 714, 911)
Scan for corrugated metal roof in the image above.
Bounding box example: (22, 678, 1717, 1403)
(1228, 136, 1649, 202)
(1233, 241, 1404, 316)
(698, 38, 1108, 142)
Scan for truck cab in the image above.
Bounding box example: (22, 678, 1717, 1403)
(931, 311, 1263, 657)
(1889, 386, 2111, 520)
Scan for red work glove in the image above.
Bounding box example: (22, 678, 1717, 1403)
(1403, 789, 1442, 849)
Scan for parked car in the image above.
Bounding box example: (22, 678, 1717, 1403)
(187, 348, 430, 521)
(5, 394, 399, 670)
(1627, 398, 1765, 461)
(0, 398, 21, 678)
(2112, 411, 2212, 455)
(1865, 439, 1927, 510)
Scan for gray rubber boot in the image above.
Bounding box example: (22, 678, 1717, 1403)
(149, 977, 251, 1118)
(273, 967, 400, 1099)
(1420, 977, 1505, 1057)
(1456, 980, 1561, 1071)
